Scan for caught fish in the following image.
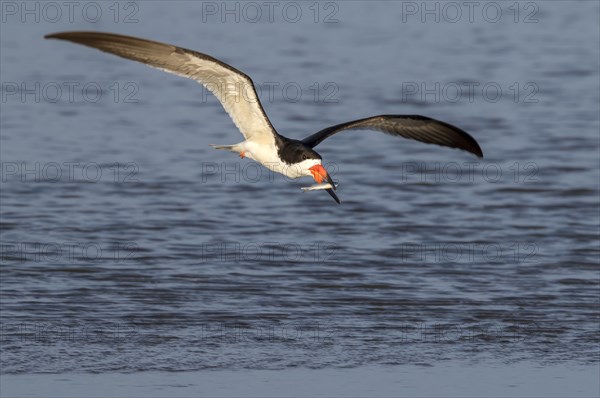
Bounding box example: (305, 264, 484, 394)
(301, 182, 341, 203)
(301, 182, 338, 191)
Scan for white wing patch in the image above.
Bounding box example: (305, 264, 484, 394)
(182, 54, 275, 143)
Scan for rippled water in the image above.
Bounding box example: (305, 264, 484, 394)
(1, 1, 599, 376)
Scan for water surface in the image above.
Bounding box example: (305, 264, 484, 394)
(1, 0, 598, 383)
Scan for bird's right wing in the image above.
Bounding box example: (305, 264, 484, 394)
(302, 115, 483, 158)
(45, 31, 278, 142)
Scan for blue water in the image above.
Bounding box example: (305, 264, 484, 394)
(1, 0, 598, 386)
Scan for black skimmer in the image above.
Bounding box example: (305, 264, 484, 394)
(45, 31, 483, 204)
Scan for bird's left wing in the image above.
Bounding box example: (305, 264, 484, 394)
(45, 31, 277, 142)
(302, 115, 483, 158)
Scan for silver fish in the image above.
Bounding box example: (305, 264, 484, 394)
(301, 182, 338, 191)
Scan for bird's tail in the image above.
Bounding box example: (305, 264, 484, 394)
(210, 143, 248, 159)
(209, 144, 237, 151)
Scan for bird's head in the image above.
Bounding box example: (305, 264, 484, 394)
(283, 143, 334, 186)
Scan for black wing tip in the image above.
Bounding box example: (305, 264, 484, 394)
(44, 31, 100, 43)
(462, 134, 484, 159)
(399, 114, 484, 159)
(404, 114, 483, 159)
(45, 31, 88, 40)
(44, 32, 61, 39)
(462, 136, 484, 158)
(44, 31, 137, 43)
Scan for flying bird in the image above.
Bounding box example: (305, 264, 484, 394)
(45, 31, 483, 204)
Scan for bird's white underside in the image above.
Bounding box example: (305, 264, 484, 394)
(234, 141, 320, 179)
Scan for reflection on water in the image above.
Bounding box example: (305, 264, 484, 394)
(1, 1, 599, 373)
